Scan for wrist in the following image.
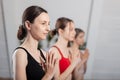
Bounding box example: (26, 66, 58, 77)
(42, 73, 52, 80)
(81, 60, 85, 64)
(71, 61, 78, 68)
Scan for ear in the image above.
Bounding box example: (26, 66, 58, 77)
(25, 20, 32, 30)
(58, 29, 64, 35)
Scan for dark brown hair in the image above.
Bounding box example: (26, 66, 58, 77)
(17, 6, 47, 40)
(50, 17, 73, 37)
(75, 28, 84, 38)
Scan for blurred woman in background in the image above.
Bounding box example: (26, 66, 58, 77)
(69, 28, 89, 80)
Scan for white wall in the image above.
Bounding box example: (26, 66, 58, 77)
(87, 0, 120, 79)
(2, 0, 19, 78)
(0, 0, 10, 78)
(85, 0, 104, 79)
(93, 0, 120, 79)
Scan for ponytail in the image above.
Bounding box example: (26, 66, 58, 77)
(49, 29, 57, 37)
(17, 25, 27, 40)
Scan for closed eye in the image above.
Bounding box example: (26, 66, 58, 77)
(41, 22, 46, 25)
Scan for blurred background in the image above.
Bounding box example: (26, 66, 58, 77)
(0, 0, 120, 80)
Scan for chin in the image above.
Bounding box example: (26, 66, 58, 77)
(69, 39, 74, 41)
(80, 43, 84, 46)
(39, 37, 46, 40)
(70, 38, 74, 41)
(42, 37, 46, 40)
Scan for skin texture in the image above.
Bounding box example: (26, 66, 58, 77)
(49, 22, 80, 80)
(13, 12, 58, 80)
(70, 32, 89, 80)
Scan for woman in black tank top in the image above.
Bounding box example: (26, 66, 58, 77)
(12, 6, 58, 80)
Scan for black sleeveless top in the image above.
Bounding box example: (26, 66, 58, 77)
(15, 47, 46, 80)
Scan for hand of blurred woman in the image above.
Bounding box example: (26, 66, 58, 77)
(69, 50, 81, 67)
(81, 49, 89, 63)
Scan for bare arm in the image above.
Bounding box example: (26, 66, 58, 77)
(83, 61, 87, 74)
(12, 49, 28, 80)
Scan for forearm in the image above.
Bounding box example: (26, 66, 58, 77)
(84, 62, 87, 74)
(76, 61, 84, 71)
(42, 73, 52, 80)
(14, 75, 27, 80)
(14, 70, 27, 80)
(58, 63, 76, 80)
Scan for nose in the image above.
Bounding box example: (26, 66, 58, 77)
(74, 29, 76, 36)
(46, 25, 50, 32)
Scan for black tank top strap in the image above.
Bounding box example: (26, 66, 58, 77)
(15, 47, 29, 55)
(15, 47, 46, 61)
(39, 49, 46, 61)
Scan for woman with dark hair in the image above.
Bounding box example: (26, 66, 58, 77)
(49, 17, 80, 80)
(69, 28, 89, 80)
(12, 6, 58, 80)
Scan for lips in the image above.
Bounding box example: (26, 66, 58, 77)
(43, 32, 48, 36)
(72, 36, 74, 38)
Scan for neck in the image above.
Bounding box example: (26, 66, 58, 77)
(71, 42, 79, 50)
(21, 33, 39, 52)
(56, 35, 68, 49)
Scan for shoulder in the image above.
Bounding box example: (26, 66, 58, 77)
(12, 48, 28, 66)
(49, 47, 61, 59)
(13, 48, 27, 58)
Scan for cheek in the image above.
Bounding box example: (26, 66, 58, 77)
(31, 25, 46, 40)
(76, 38, 82, 45)
(63, 32, 71, 41)
(69, 30, 76, 40)
(70, 33, 74, 40)
(33, 26, 42, 35)
(80, 39, 85, 45)
(63, 30, 74, 41)
(37, 27, 47, 39)
(67, 36, 74, 41)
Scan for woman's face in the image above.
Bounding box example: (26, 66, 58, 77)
(30, 12, 50, 41)
(74, 32, 85, 46)
(62, 22, 76, 41)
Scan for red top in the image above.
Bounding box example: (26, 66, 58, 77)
(52, 46, 71, 74)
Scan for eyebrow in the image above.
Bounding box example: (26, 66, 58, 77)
(40, 20, 50, 23)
